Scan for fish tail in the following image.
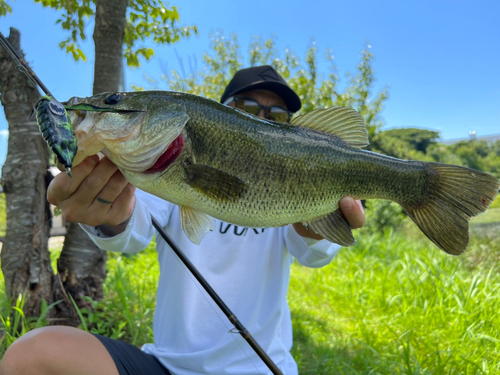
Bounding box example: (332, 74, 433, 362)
(402, 164, 500, 255)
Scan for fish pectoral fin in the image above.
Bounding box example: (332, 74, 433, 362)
(291, 107, 369, 148)
(306, 209, 356, 247)
(179, 206, 215, 245)
(184, 164, 247, 202)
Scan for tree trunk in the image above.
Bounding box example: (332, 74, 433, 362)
(0, 28, 53, 317)
(56, 0, 128, 326)
(54, 223, 107, 321)
(93, 0, 128, 94)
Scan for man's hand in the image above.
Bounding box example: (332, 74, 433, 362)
(292, 196, 365, 240)
(47, 155, 136, 234)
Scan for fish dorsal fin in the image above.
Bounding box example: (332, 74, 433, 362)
(179, 206, 215, 245)
(291, 107, 369, 148)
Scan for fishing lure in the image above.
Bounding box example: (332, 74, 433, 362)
(0, 31, 78, 176)
(33, 97, 142, 176)
(35, 96, 78, 177)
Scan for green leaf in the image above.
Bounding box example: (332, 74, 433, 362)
(36, 0, 94, 62)
(0, 0, 12, 17)
(59, 39, 87, 62)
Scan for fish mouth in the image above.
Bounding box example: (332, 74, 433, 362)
(144, 134, 184, 173)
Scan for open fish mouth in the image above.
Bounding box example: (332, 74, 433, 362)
(144, 134, 184, 173)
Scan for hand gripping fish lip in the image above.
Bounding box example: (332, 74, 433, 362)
(143, 134, 184, 174)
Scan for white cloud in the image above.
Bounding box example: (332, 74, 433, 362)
(0, 129, 8, 139)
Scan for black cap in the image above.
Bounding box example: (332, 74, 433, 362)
(220, 65, 302, 112)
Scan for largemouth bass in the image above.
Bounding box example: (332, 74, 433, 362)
(64, 91, 500, 255)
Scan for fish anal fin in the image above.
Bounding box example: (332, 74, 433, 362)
(179, 206, 215, 245)
(404, 204, 469, 256)
(184, 163, 247, 202)
(306, 209, 356, 247)
(291, 107, 369, 148)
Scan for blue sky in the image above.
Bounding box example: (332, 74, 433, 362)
(1, 0, 499, 166)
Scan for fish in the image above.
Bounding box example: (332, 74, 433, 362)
(63, 91, 500, 254)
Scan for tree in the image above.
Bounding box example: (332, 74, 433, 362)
(369, 128, 441, 161)
(53, 0, 130, 325)
(0, 28, 53, 318)
(0, 0, 196, 324)
(163, 32, 389, 136)
(444, 139, 500, 178)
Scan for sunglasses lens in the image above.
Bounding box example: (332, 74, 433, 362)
(231, 97, 291, 122)
(235, 99, 260, 116)
(268, 107, 290, 122)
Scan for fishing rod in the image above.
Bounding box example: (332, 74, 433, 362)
(0, 30, 55, 99)
(151, 216, 284, 375)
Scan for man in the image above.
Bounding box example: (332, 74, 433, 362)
(0, 66, 365, 375)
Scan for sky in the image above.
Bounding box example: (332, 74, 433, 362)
(0, 0, 499, 167)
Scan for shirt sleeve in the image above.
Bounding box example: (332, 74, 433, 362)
(284, 225, 341, 268)
(80, 189, 173, 254)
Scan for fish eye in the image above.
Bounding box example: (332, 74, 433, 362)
(104, 93, 122, 105)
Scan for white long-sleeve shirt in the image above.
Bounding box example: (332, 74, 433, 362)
(83, 189, 341, 375)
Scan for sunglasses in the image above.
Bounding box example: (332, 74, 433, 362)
(223, 96, 293, 122)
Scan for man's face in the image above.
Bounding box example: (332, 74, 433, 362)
(226, 89, 289, 121)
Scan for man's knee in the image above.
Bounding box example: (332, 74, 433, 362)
(0, 326, 78, 375)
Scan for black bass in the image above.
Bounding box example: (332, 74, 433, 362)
(64, 91, 500, 254)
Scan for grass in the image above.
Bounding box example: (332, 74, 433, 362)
(0, 196, 500, 372)
(289, 230, 500, 374)
(471, 208, 500, 224)
(490, 194, 500, 209)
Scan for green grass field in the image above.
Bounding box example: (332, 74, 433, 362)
(289, 230, 500, 374)
(1, 194, 500, 373)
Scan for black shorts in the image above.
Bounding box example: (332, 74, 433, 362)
(93, 334, 172, 375)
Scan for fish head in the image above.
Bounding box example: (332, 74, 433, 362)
(65, 91, 189, 173)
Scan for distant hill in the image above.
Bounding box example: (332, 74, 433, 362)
(440, 133, 500, 145)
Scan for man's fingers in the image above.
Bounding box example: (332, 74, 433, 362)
(47, 155, 100, 206)
(339, 196, 366, 229)
(91, 170, 129, 207)
(106, 184, 136, 226)
(47, 155, 137, 228)
(69, 157, 119, 209)
(87, 178, 135, 226)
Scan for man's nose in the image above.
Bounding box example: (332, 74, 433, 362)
(257, 108, 266, 119)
